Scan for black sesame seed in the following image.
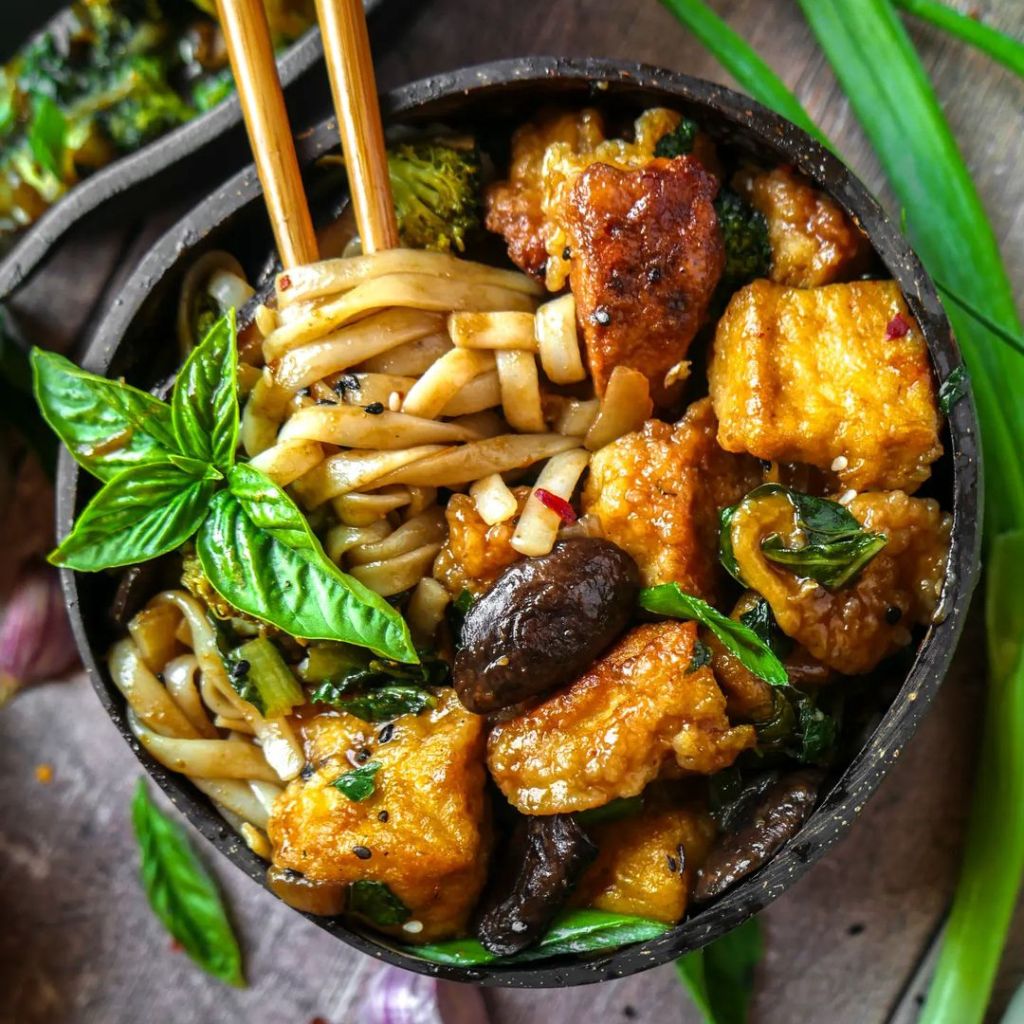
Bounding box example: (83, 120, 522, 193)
(353, 845, 372, 860)
(592, 307, 612, 327)
(377, 810, 389, 823)
(315, 397, 335, 406)
(230, 659, 250, 679)
(378, 723, 395, 744)
(646, 266, 662, 284)
(885, 606, 903, 624)
(300, 763, 315, 781)
(562, 246, 572, 260)
(666, 854, 678, 873)
(333, 373, 359, 394)
(364, 402, 385, 415)
(354, 748, 371, 764)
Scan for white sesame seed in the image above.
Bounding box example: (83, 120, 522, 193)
(831, 455, 849, 472)
(388, 391, 402, 412)
(402, 920, 424, 934)
(838, 489, 857, 506)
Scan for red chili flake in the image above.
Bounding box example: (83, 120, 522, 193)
(169, 939, 183, 953)
(534, 488, 577, 523)
(885, 313, 911, 339)
(279, 273, 292, 291)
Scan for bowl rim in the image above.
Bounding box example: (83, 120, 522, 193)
(56, 55, 983, 988)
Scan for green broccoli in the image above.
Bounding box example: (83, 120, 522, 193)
(714, 187, 771, 304)
(654, 117, 699, 158)
(387, 142, 481, 253)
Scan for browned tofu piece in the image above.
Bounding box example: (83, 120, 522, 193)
(432, 487, 529, 598)
(735, 165, 870, 287)
(582, 398, 761, 601)
(729, 489, 950, 675)
(566, 158, 724, 406)
(484, 108, 608, 279)
(267, 690, 488, 942)
(709, 280, 942, 493)
(487, 621, 755, 814)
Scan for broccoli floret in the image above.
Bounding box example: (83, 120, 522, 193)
(654, 117, 699, 158)
(714, 188, 771, 299)
(387, 142, 481, 253)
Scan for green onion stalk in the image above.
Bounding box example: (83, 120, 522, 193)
(659, 0, 1024, 1020)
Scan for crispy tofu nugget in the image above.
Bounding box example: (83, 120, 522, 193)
(582, 398, 761, 600)
(268, 690, 488, 942)
(487, 621, 755, 814)
(730, 489, 950, 675)
(572, 797, 716, 923)
(709, 280, 942, 493)
(567, 157, 724, 406)
(734, 165, 870, 287)
(432, 487, 529, 597)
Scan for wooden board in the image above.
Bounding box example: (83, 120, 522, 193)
(1, 1, 1021, 1022)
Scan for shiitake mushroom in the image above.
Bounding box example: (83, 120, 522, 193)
(453, 537, 640, 713)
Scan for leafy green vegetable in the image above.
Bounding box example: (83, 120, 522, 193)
(32, 349, 177, 481)
(131, 780, 244, 987)
(640, 584, 788, 686)
(938, 365, 971, 414)
(893, 0, 1024, 79)
(192, 68, 235, 112)
(227, 637, 304, 719)
(413, 910, 671, 966)
(689, 639, 713, 672)
(331, 761, 382, 801)
(654, 116, 699, 156)
(197, 465, 417, 661)
(575, 795, 645, 828)
(312, 683, 437, 723)
(676, 917, 762, 1024)
(27, 96, 66, 178)
(171, 310, 238, 472)
(738, 598, 792, 659)
(755, 685, 838, 765)
(348, 880, 411, 926)
(761, 531, 888, 589)
(49, 461, 218, 571)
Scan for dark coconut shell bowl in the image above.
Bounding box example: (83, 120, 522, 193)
(56, 57, 982, 987)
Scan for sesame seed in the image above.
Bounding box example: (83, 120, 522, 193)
(562, 246, 572, 260)
(831, 455, 849, 472)
(378, 723, 395, 744)
(352, 845, 372, 860)
(592, 307, 612, 327)
(377, 810, 389, 822)
(230, 659, 250, 678)
(402, 920, 424, 934)
(838, 489, 857, 506)
(387, 391, 402, 412)
(364, 402, 385, 415)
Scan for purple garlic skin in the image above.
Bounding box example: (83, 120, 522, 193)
(365, 965, 489, 1024)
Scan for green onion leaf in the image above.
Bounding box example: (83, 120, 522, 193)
(31, 349, 178, 481)
(227, 636, 304, 719)
(348, 880, 410, 926)
(49, 461, 217, 571)
(639, 583, 788, 685)
(413, 909, 670, 965)
(131, 780, 244, 987)
(27, 95, 67, 178)
(331, 761, 382, 801)
(196, 464, 417, 661)
(676, 916, 762, 1024)
(893, 0, 1024, 79)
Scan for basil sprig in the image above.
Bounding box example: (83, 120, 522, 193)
(720, 484, 887, 590)
(412, 909, 670, 966)
(676, 916, 762, 1024)
(131, 780, 244, 987)
(639, 583, 788, 686)
(32, 312, 416, 663)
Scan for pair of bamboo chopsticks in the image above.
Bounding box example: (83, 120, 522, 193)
(214, 0, 397, 269)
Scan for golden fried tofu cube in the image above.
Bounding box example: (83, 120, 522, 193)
(582, 398, 761, 600)
(572, 798, 716, 924)
(730, 489, 950, 675)
(735, 165, 870, 287)
(709, 280, 942, 492)
(267, 690, 488, 942)
(487, 621, 755, 815)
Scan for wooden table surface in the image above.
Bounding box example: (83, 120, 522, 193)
(2, 2, 1022, 1023)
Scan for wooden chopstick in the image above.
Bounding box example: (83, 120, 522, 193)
(314, 0, 400, 253)
(216, 0, 318, 269)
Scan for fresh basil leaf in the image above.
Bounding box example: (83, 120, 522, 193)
(575, 795, 644, 828)
(414, 910, 671, 966)
(28, 95, 66, 178)
(639, 584, 788, 686)
(331, 761, 382, 801)
(131, 780, 244, 987)
(793, 692, 838, 764)
(32, 349, 178, 481)
(761, 531, 887, 588)
(349, 880, 410, 925)
(196, 464, 417, 661)
(313, 683, 436, 722)
(938, 364, 970, 414)
(676, 916, 762, 1024)
(50, 461, 216, 571)
(753, 686, 838, 765)
(171, 310, 238, 471)
(787, 490, 862, 540)
(738, 597, 793, 659)
(168, 453, 221, 479)
(718, 501, 744, 584)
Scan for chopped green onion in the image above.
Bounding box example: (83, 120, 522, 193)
(228, 637, 304, 719)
